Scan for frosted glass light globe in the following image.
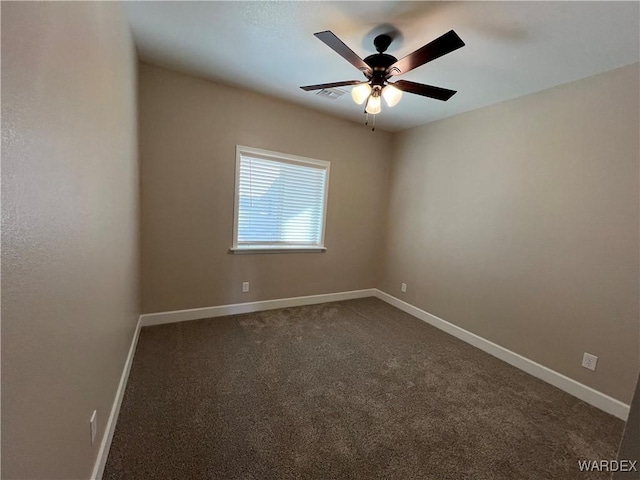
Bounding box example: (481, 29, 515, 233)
(351, 83, 372, 105)
(365, 95, 381, 114)
(382, 84, 403, 107)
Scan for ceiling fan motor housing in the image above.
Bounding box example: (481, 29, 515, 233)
(363, 53, 397, 85)
(363, 34, 397, 86)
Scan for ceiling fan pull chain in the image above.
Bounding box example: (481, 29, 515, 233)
(372, 113, 376, 132)
(364, 112, 369, 126)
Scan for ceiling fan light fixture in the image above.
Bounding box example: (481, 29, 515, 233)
(365, 94, 381, 115)
(351, 83, 372, 105)
(301, 29, 465, 126)
(382, 84, 403, 107)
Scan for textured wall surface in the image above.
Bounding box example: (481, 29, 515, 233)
(138, 63, 392, 314)
(1, 3, 139, 478)
(380, 64, 640, 404)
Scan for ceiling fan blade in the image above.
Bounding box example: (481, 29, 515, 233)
(393, 80, 457, 101)
(314, 31, 372, 74)
(300, 80, 364, 91)
(389, 30, 465, 76)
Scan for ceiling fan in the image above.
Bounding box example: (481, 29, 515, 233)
(300, 29, 465, 121)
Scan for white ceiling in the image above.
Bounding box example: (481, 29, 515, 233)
(124, 1, 640, 132)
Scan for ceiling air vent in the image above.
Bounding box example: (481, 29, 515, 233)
(315, 88, 346, 100)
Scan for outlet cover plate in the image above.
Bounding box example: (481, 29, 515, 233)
(401, 283, 407, 293)
(242, 282, 250, 293)
(582, 352, 598, 371)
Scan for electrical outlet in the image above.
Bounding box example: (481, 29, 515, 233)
(582, 352, 598, 371)
(90, 410, 97, 445)
(242, 281, 250, 293)
(401, 283, 407, 293)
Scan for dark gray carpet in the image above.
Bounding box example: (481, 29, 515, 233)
(104, 298, 624, 479)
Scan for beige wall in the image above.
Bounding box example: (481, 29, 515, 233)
(1, 3, 139, 479)
(380, 63, 640, 404)
(139, 63, 392, 313)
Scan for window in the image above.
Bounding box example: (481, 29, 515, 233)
(231, 146, 330, 253)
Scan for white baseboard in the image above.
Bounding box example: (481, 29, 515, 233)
(140, 289, 377, 326)
(91, 315, 142, 480)
(374, 289, 630, 421)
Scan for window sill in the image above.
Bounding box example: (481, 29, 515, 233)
(229, 246, 327, 255)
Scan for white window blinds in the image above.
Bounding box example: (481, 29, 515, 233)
(234, 147, 329, 250)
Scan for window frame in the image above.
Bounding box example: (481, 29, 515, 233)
(231, 145, 330, 254)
